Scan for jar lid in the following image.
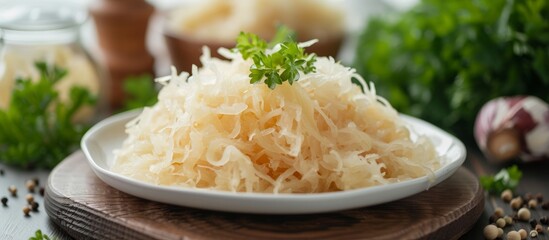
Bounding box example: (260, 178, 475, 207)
(0, 2, 87, 31)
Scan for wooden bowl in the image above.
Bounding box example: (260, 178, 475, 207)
(164, 30, 344, 74)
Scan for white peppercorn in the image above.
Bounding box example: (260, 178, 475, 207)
(528, 199, 538, 209)
(22, 206, 30, 217)
(507, 230, 521, 240)
(25, 180, 35, 193)
(511, 197, 523, 210)
(8, 185, 17, 197)
(494, 207, 504, 218)
(483, 225, 499, 240)
(501, 189, 513, 202)
(518, 229, 527, 240)
(530, 230, 538, 238)
(25, 194, 34, 204)
(517, 207, 531, 221)
(496, 218, 506, 228)
(504, 215, 513, 225)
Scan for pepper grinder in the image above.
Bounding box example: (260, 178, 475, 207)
(89, 0, 155, 110)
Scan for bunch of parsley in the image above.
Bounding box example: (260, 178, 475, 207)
(354, 0, 549, 141)
(0, 62, 96, 169)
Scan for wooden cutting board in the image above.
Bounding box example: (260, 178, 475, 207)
(45, 151, 484, 240)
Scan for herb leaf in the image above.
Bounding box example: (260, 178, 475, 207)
(480, 165, 523, 194)
(268, 25, 297, 48)
(121, 74, 158, 111)
(29, 229, 52, 240)
(235, 32, 267, 60)
(0, 62, 96, 169)
(234, 29, 316, 89)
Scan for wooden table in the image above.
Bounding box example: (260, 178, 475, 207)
(1, 149, 548, 239)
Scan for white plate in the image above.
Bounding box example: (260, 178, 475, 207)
(81, 109, 466, 214)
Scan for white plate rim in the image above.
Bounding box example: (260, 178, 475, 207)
(81, 109, 466, 214)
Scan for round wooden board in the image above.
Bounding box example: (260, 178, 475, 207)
(45, 151, 484, 240)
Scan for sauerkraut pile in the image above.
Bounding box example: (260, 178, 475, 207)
(111, 46, 440, 193)
(167, 0, 344, 42)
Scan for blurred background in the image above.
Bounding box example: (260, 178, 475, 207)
(1, 0, 549, 168)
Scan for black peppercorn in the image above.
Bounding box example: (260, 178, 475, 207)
(1, 197, 7, 206)
(39, 187, 45, 197)
(31, 202, 39, 212)
(0, 169, 4, 176)
(525, 193, 533, 201)
(540, 216, 548, 224)
(512, 213, 519, 221)
(535, 193, 543, 202)
(32, 178, 39, 186)
(542, 201, 549, 210)
(489, 214, 498, 223)
(530, 219, 538, 228)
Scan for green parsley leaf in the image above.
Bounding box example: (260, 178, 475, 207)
(235, 32, 268, 60)
(234, 28, 316, 89)
(268, 25, 297, 48)
(480, 165, 523, 194)
(29, 229, 52, 240)
(121, 74, 158, 111)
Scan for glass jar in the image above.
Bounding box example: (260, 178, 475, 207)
(0, 2, 104, 122)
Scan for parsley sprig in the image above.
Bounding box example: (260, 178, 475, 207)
(0, 62, 96, 169)
(29, 230, 52, 240)
(234, 30, 316, 89)
(480, 165, 523, 194)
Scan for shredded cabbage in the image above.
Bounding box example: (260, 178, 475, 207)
(111, 48, 440, 193)
(167, 0, 344, 42)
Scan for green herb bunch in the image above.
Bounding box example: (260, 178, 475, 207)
(480, 165, 522, 194)
(235, 30, 316, 89)
(0, 62, 96, 169)
(354, 0, 549, 141)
